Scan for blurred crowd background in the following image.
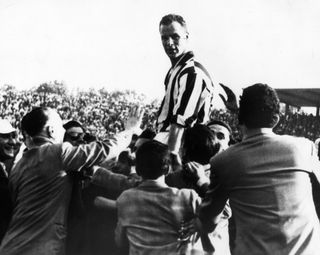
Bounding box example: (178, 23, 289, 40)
(1, 82, 320, 143)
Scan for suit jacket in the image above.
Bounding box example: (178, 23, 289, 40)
(0, 162, 12, 244)
(200, 132, 320, 255)
(115, 179, 201, 255)
(0, 137, 110, 255)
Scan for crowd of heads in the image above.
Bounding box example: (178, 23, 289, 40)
(0, 85, 320, 148)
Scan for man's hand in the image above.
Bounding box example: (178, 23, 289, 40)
(219, 83, 238, 112)
(124, 106, 144, 132)
(183, 161, 210, 186)
(178, 217, 202, 244)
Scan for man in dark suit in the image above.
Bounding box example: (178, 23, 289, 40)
(199, 84, 320, 254)
(0, 106, 142, 255)
(0, 119, 18, 243)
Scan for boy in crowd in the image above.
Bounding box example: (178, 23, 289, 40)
(115, 140, 201, 254)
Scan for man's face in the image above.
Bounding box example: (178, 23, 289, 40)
(207, 124, 230, 152)
(64, 126, 85, 146)
(160, 21, 188, 61)
(0, 131, 18, 160)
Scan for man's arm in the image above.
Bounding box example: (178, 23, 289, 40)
(91, 166, 141, 194)
(115, 197, 130, 253)
(115, 219, 129, 252)
(198, 180, 229, 233)
(168, 123, 184, 165)
(169, 70, 212, 153)
(61, 106, 144, 172)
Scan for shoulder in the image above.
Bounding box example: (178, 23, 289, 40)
(176, 188, 200, 202)
(210, 144, 237, 164)
(29, 143, 64, 160)
(117, 187, 138, 205)
(272, 134, 314, 151)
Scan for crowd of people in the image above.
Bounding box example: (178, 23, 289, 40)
(0, 86, 159, 141)
(1, 13, 320, 255)
(1, 86, 320, 145)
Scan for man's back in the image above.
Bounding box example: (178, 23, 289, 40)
(211, 133, 320, 254)
(116, 180, 200, 255)
(0, 139, 108, 255)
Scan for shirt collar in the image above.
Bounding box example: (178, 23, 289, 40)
(243, 128, 275, 140)
(31, 136, 54, 147)
(140, 176, 168, 188)
(171, 51, 194, 69)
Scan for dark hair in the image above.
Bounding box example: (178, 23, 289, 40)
(238, 83, 280, 128)
(135, 140, 170, 180)
(206, 120, 231, 133)
(159, 14, 187, 29)
(63, 120, 84, 131)
(138, 128, 156, 140)
(21, 107, 50, 137)
(206, 119, 235, 145)
(183, 124, 220, 164)
(118, 150, 134, 166)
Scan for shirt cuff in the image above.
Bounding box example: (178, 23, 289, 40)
(171, 114, 187, 127)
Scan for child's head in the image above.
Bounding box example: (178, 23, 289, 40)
(135, 140, 170, 180)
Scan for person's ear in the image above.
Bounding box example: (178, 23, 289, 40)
(273, 114, 280, 128)
(47, 126, 55, 139)
(163, 163, 170, 175)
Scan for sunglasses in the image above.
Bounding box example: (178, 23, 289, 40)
(66, 132, 85, 141)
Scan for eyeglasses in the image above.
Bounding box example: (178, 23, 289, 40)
(0, 132, 17, 140)
(66, 132, 85, 141)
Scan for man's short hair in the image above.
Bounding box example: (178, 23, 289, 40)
(238, 83, 280, 128)
(21, 107, 50, 137)
(63, 120, 84, 131)
(206, 119, 235, 145)
(159, 14, 187, 29)
(118, 150, 135, 166)
(135, 140, 170, 180)
(206, 120, 232, 133)
(138, 128, 156, 140)
(183, 124, 220, 164)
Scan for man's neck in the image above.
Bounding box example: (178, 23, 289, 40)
(242, 127, 274, 140)
(143, 175, 166, 184)
(170, 51, 187, 67)
(31, 135, 55, 145)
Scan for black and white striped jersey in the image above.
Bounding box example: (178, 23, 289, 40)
(157, 51, 214, 132)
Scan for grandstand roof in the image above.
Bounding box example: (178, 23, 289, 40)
(275, 88, 320, 107)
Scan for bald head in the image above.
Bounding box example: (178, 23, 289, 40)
(22, 107, 65, 143)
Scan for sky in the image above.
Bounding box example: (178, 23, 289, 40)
(0, 0, 319, 103)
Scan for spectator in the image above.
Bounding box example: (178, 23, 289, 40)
(132, 127, 156, 152)
(181, 123, 231, 254)
(0, 119, 18, 243)
(199, 83, 320, 254)
(63, 120, 86, 146)
(206, 120, 233, 152)
(0, 106, 142, 255)
(115, 140, 201, 254)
